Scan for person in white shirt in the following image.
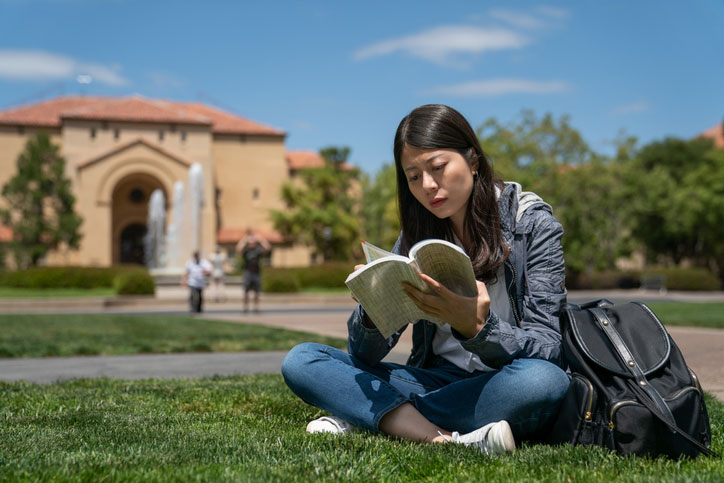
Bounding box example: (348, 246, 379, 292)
(182, 251, 213, 313)
(209, 246, 228, 302)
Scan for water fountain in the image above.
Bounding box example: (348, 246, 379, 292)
(144, 189, 166, 269)
(148, 162, 205, 276)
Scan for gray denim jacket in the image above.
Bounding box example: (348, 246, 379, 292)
(347, 182, 567, 369)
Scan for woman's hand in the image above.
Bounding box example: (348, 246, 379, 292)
(402, 273, 490, 339)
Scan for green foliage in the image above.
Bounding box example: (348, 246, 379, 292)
(0, 132, 83, 268)
(262, 262, 355, 292)
(643, 267, 721, 291)
(0, 314, 347, 358)
(0, 266, 148, 290)
(0, 376, 722, 481)
(479, 111, 635, 274)
(566, 267, 720, 291)
(271, 146, 360, 261)
(262, 271, 301, 292)
(112, 268, 155, 295)
(360, 163, 400, 249)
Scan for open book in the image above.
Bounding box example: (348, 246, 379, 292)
(345, 239, 477, 338)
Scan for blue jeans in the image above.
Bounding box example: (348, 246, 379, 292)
(282, 342, 570, 438)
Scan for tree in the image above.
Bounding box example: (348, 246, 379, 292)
(626, 137, 715, 265)
(271, 146, 360, 261)
(477, 111, 634, 274)
(0, 132, 83, 268)
(360, 163, 400, 250)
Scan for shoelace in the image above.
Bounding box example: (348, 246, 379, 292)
(438, 430, 491, 455)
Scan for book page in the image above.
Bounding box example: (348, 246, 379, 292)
(345, 257, 440, 338)
(409, 239, 477, 297)
(361, 240, 395, 263)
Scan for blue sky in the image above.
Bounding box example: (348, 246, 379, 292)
(1, 0, 723, 175)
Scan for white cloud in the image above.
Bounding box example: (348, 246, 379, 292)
(612, 100, 650, 115)
(424, 78, 570, 97)
(0, 49, 128, 86)
(353, 25, 528, 65)
(489, 9, 545, 30)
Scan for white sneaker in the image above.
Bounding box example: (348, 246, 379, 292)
(305, 416, 355, 435)
(447, 420, 516, 455)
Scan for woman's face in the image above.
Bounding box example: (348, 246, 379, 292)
(401, 145, 477, 233)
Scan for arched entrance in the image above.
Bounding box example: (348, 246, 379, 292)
(111, 173, 167, 265)
(120, 224, 147, 264)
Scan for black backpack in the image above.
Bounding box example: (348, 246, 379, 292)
(548, 299, 719, 459)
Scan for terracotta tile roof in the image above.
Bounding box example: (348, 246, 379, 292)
(287, 150, 325, 170)
(0, 224, 12, 242)
(700, 124, 724, 149)
(0, 95, 285, 136)
(178, 102, 285, 136)
(61, 97, 211, 125)
(76, 138, 193, 170)
(217, 226, 284, 244)
(286, 150, 356, 171)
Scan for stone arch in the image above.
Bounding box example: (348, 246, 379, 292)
(96, 157, 178, 207)
(111, 172, 168, 265)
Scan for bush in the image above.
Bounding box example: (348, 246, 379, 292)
(566, 270, 640, 290)
(643, 267, 721, 291)
(113, 269, 155, 295)
(262, 272, 300, 293)
(262, 262, 355, 291)
(0, 266, 150, 290)
(566, 267, 721, 291)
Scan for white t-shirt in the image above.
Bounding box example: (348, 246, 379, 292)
(431, 235, 515, 373)
(185, 258, 213, 288)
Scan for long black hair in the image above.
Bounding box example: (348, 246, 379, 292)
(393, 104, 509, 283)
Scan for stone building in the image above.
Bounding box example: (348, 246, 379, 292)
(0, 95, 321, 268)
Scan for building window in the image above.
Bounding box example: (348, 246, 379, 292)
(180, 131, 187, 143)
(90, 127, 96, 139)
(158, 130, 164, 142)
(129, 188, 145, 204)
(252, 188, 260, 200)
(17, 126, 24, 135)
(114, 128, 120, 141)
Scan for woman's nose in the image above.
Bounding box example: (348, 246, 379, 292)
(421, 171, 437, 190)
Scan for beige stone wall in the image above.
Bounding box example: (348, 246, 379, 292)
(212, 134, 288, 234)
(1, 118, 316, 268)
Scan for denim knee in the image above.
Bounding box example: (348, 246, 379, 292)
(281, 342, 324, 384)
(516, 359, 570, 407)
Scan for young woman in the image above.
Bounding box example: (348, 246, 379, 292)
(282, 104, 570, 454)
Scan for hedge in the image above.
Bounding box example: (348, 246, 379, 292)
(566, 267, 721, 291)
(261, 262, 355, 292)
(0, 266, 155, 295)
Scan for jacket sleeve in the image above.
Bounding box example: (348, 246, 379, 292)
(457, 209, 567, 368)
(346, 234, 406, 366)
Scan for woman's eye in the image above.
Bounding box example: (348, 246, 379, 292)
(407, 175, 419, 182)
(432, 164, 446, 171)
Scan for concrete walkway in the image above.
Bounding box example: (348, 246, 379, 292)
(0, 290, 722, 401)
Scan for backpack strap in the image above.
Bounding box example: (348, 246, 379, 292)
(590, 307, 720, 458)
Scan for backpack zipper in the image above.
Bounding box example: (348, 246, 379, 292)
(572, 373, 595, 421)
(608, 386, 700, 430)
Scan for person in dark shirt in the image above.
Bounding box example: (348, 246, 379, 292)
(235, 229, 271, 313)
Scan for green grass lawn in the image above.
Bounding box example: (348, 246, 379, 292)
(0, 287, 116, 298)
(648, 302, 724, 329)
(0, 375, 722, 481)
(0, 314, 347, 358)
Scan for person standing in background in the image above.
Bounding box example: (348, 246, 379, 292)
(209, 246, 228, 302)
(236, 229, 271, 313)
(182, 251, 213, 313)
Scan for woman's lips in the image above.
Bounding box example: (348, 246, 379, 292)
(430, 197, 446, 208)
